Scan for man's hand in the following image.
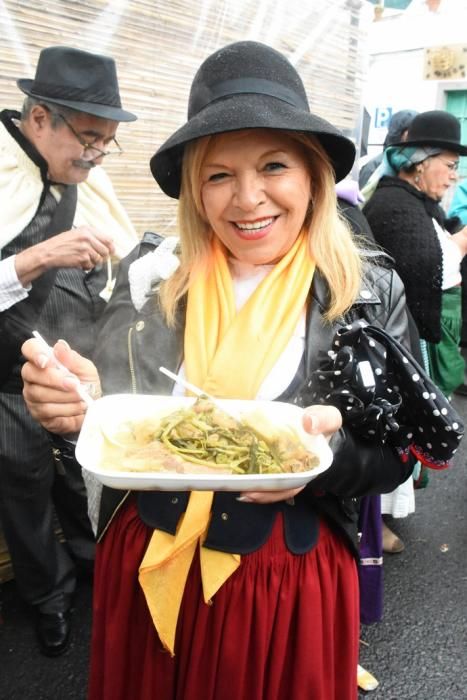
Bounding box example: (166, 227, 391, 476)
(21, 337, 100, 435)
(15, 226, 115, 286)
(238, 404, 342, 504)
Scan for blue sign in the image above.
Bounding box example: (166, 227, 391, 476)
(374, 107, 393, 129)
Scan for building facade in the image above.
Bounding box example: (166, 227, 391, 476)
(362, 0, 467, 176)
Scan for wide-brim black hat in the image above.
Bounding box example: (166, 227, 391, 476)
(391, 110, 467, 155)
(150, 41, 356, 199)
(17, 46, 137, 122)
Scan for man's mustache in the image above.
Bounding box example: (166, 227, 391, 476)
(72, 159, 97, 170)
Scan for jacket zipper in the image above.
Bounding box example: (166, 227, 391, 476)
(128, 326, 137, 394)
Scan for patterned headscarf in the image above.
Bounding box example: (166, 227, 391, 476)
(361, 145, 442, 203)
(385, 145, 443, 173)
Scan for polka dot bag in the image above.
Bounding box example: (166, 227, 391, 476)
(308, 320, 464, 469)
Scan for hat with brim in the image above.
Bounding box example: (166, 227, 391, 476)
(150, 41, 355, 199)
(391, 110, 467, 155)
(17, 46, 136, 123)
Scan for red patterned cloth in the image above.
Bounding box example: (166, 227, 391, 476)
(88, 498, 359, 700)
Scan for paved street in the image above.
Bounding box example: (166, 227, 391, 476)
(358, 393, 467, 700)
(0, 396, 466, 700)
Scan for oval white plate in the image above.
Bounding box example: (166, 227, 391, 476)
(76, 394, 333, 491)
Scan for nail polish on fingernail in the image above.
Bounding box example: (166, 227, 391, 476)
(38, 354, 49, 369)
(62, 377, 79, 393)
(236, 496, 252, 503)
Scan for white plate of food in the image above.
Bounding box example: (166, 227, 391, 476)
(75, 394, 333, 491)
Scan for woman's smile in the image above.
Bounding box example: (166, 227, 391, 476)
(232, 216, 278, 239)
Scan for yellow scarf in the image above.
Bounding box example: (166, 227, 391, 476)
(139, 231, 315, 655)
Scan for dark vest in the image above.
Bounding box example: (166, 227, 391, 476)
(0, 110, 107, 392)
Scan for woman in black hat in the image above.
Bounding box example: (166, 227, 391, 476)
(363, 110, 467, 398)
(20, 41, 418, 700)
(363, 110, 467, 552)
(363, 110, 467, 551)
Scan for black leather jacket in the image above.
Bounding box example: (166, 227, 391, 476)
(92, 239, 414, 559)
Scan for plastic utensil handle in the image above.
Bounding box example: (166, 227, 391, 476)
(158, 366, 208, 398)
(32, 331, 94, 406)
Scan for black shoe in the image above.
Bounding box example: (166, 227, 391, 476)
(35, 610, 71, 657)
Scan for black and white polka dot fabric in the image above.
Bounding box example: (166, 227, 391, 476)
(308, 320, 464, 469)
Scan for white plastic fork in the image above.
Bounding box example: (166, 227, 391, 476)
(158, 366, 237, 417)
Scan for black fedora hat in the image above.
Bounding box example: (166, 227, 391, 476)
(392, 110, 467, 155)
(150, 41, 356, 199)
(17, 46, 136, 122)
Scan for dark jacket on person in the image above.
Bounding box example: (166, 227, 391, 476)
(338, 196, 423, 364)
(91, 238, 414, 560)
(363, 176, 463, 344)
(337, 196, 375, 244)
(358, 153, 383, 190)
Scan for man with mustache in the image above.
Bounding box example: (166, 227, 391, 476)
(0, 46, 137, 656)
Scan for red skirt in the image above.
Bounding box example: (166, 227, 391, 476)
(88, 498, 359, 700)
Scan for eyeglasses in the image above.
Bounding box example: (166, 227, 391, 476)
(438, 158, 459, 171)
(54, 112, 123, 158)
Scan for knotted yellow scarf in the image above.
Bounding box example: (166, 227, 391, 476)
(139, 231, 315, 654)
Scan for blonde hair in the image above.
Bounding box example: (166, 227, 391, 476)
(159, 130, 362, 325)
